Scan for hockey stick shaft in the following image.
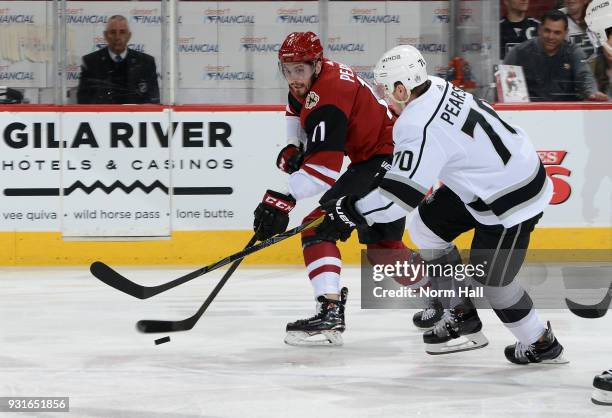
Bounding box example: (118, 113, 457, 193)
(565, 281, 612, 319)
(90, 215, 324, 299)
(137, 235, 258, 333)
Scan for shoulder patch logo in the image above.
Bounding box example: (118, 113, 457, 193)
(305, 91, 320, 109)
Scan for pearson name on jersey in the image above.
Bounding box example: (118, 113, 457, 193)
(356, 76, 552, 228)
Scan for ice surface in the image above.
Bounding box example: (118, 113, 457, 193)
(0, 265, 610, 417)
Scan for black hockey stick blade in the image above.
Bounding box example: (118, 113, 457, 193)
(90, 215, 324, 299)
(136, 235, 257, 333)
(565, 281, 612, 319)
(90, 261, 149, 299)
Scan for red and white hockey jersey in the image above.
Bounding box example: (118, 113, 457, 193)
(285, 58, 395, 200)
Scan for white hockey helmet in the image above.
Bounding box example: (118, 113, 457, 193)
(373, 45, 428, 101)
(586, 0, 612, 55)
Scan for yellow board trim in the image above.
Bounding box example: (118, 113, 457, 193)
(0, 228, 610, 265)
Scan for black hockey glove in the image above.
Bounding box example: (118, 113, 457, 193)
(276, 144, 304, 174)
(317, 195, 366, 242)
(253, 190, 296, 241)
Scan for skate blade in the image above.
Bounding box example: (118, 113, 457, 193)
(541, 349, 570, 365)
(414, 325, 434, 331)
(284, 330, 343, 347)
(541, 355, 569, 364)
(425, 331, 489, 355)
(591, 388, 612, 406)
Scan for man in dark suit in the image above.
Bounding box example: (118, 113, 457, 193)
(77, 15, 160, 104)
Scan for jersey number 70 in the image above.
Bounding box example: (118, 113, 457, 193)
(461, 97, 517, 165)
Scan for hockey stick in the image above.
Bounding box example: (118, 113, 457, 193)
(90, 215, 324, 299)
(565, 281, 612, 319)
(136, 235, 258, 333)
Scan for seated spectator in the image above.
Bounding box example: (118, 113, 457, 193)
(591, 16, 612, 97)
(500, 0, 540, 59)
(0, 87, 24, 104)
(77, 15, 159, 104)
(504, 9, 608, 101)
(585, 0, 612, 98)
(559, 0, 598, 60)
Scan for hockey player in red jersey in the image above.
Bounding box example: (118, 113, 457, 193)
(252, 31, 409, 346)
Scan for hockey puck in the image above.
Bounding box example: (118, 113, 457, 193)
(154, 336, 171, 345)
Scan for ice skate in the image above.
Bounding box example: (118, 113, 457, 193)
(592, 369, 612, 406)
(423, 305, 489, 354)
(504, 321, 568, 365)
(285, 287, 348, 347)
(412, 297, 445, 330)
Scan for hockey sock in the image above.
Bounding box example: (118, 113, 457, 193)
(366, 240, 429, 288)
(303, 241, 342, 298)
(423, 246, 467, 310)
(484, 280, 546, 344)
(504, 308, 547, 345)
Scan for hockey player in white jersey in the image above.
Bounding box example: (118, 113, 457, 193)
(317, 44, 569, 364)
(585, 0, 612, 406)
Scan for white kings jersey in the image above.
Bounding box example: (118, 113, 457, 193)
(356, 76, 552, 228)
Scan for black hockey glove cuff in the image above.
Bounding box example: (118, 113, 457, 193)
(276, 144, 304, 174)
(253, 190, 296, 241)
(317, 195, 366, 242)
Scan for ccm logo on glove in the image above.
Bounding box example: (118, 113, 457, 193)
(264, 193, 295, 212)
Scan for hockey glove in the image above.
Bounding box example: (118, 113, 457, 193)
(317, 195, 366, 242)
(253, 190, 296, 241)
(276, 144, 304, 174)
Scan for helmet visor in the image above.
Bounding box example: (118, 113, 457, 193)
(371, 74, 407, 114)
(372, 75, 403, 106)
(370, 76, 392, 100)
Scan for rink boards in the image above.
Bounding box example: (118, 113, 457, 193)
(0, 103, 610, 265)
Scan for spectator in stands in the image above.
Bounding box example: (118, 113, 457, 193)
(559, 0, 598, 59)
(500, 0, 540, 59)
(0, 87, 24, 104)
(504, 9, 608, 101)
(77, 15, 159, 104)
(593, 28, 612, 97)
